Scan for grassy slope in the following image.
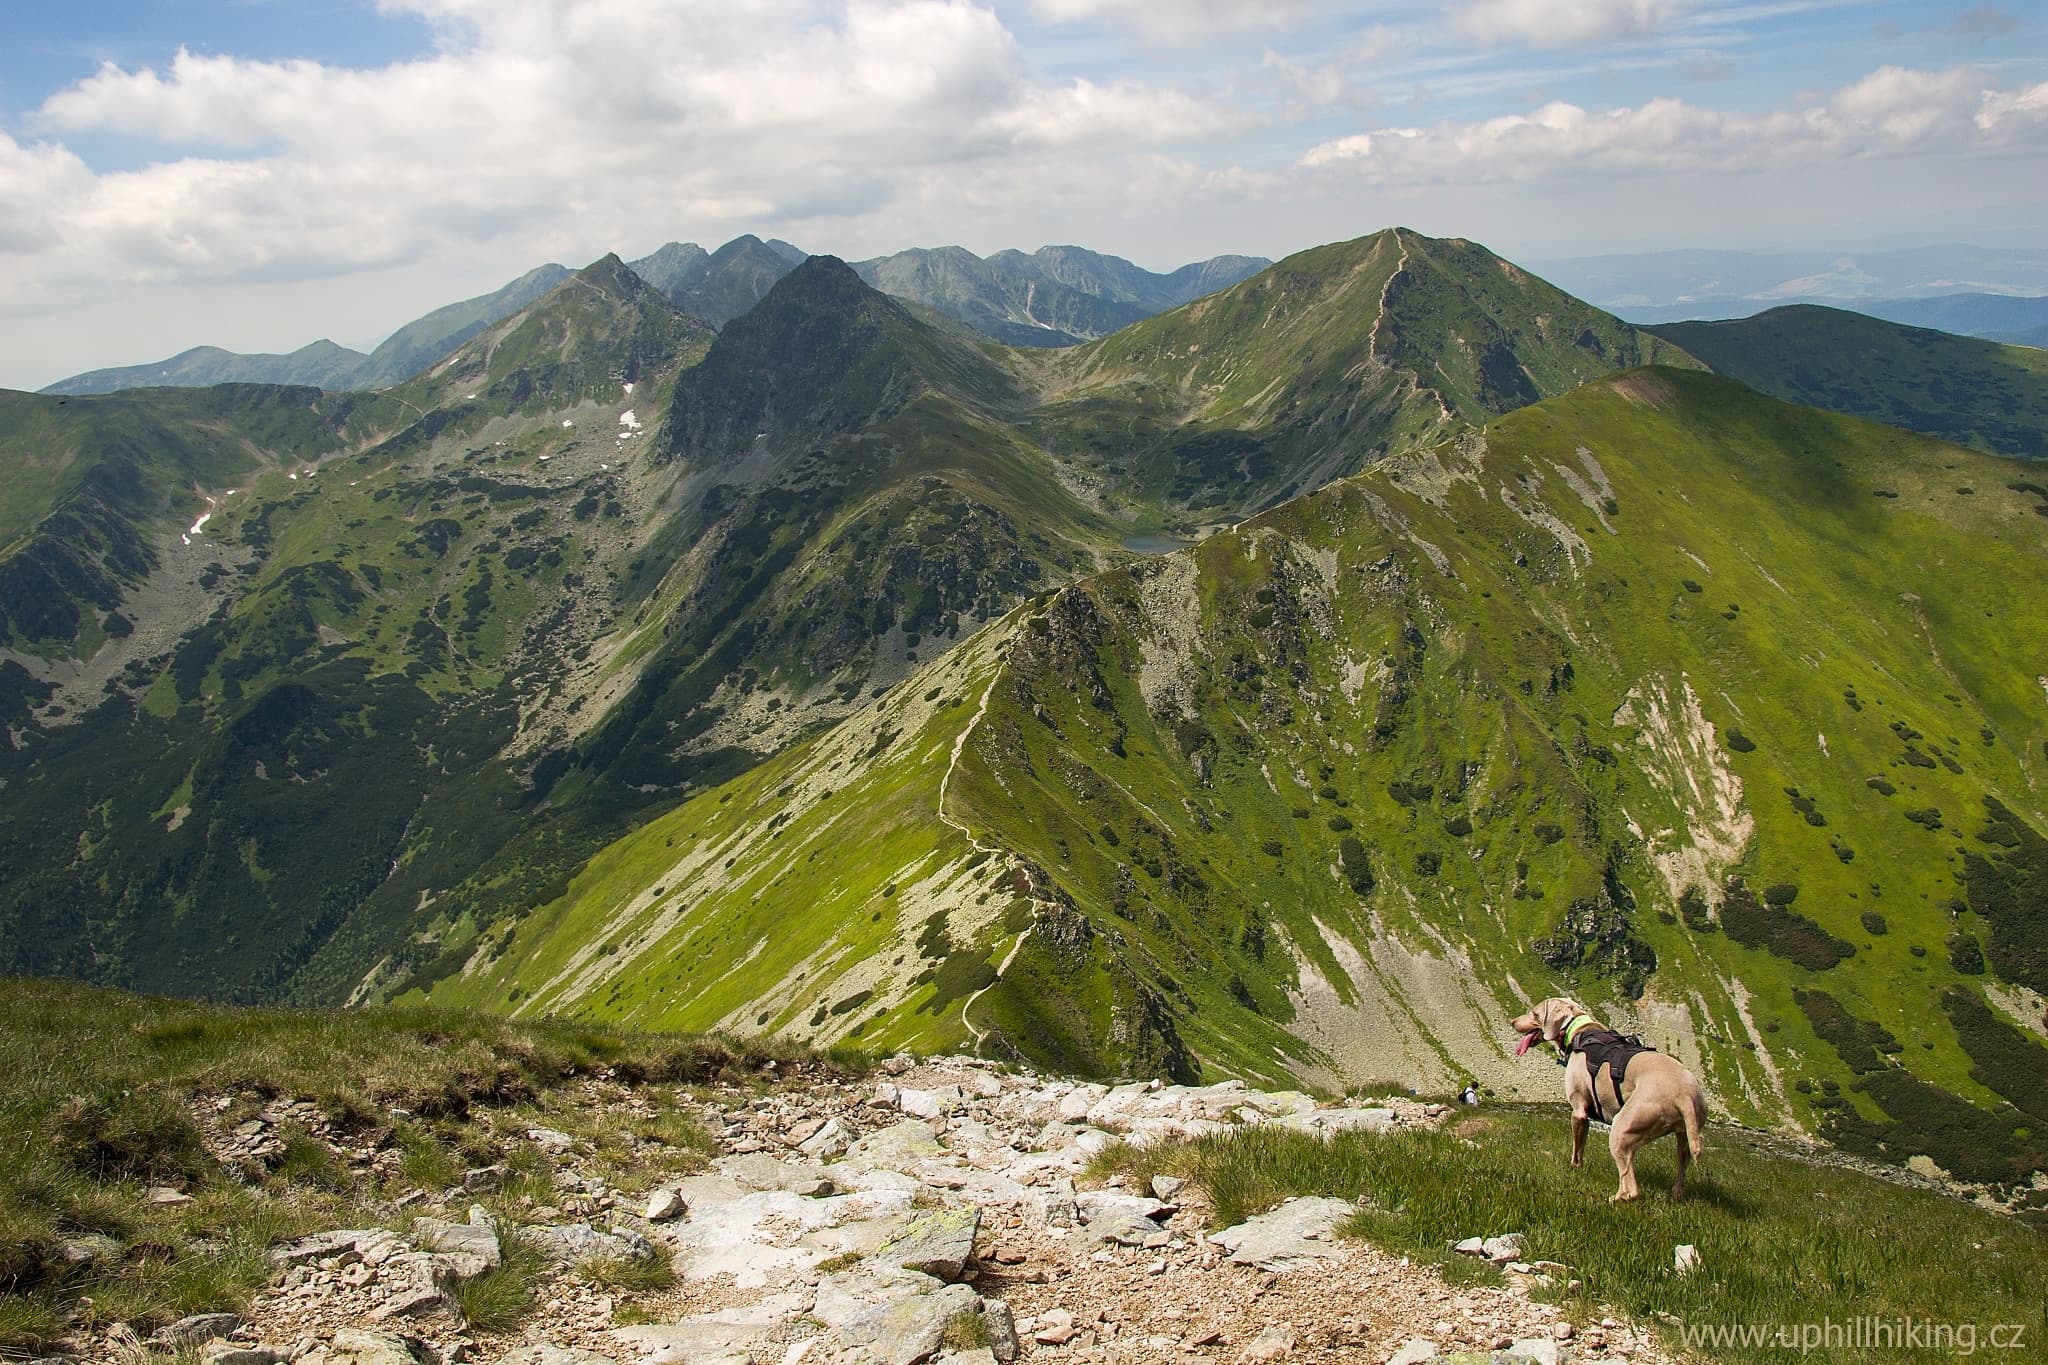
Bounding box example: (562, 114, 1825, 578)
(455, 366, 2048, 1193)
(0, 975, 829, 1353)
(1097, 1115, 2047, 1364)
(1020, 229, 1698, 521)
(1651, 305, 2048, 459)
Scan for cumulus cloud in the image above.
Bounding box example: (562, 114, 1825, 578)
(1028, 0, 1323, 42)
(1300, 65, 2048, 181)
(1448, 0, 1691, 50)
(3, 0, 1238, 315)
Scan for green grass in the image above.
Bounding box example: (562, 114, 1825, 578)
(1093, 1108, 2048, 1364)
(0, 977, 860, 1356)
(1652, 305, 2048, 459)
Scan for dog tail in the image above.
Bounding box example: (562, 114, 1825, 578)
(1683, 1091, 1706, 1164)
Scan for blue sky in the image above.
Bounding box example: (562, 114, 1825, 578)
(2, 0, 2044, 388)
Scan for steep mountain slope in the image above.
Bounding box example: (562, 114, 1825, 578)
(41, 265, 573, 397)
(629, 235, 805, 327)
(0, 256, 1123, 1009)
(435, 367, 2048, 1195)
(1651, 306, 2048, 459)
(0, 384, 407, 669)
(851, 245, 1270, 347)
(1023, 229, 1697, 521)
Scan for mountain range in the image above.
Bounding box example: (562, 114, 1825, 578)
(38, 237, 1272, 397)
(2, 225, 2044, 1200)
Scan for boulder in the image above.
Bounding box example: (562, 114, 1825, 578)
(1284, 1107, 1396, 1138)
(1149, 1175, 1187, 1201)
(833, 1281, 986, 1365)
(646, 1186, 688, 1222)
(981, 1299, 1020, 1363)
(411, 1217, 502, 1270)
(490, 1348, 616, 1365)
(1210, 1197, 1353, 1272)
(323, 1330, 431, 1365)
(461, 1164, 509, 1193)
(160, 1312, 241, 1345)
(877, 1205, 980, 1282)
(1481, 1234, 1525, 1265)
(1386, 1340, 1439, 1364)
(611, 1290, 809, 1360)
(202, 1347, 281, 1365)
(850, 1121, 946, 1165)
(514, 1221, 655, 1265)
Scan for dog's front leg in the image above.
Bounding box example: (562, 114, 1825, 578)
(1570, 1110, 1588, 1167)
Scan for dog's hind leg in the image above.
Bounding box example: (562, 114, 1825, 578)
(1672, 1125, 1691, 1198)
(1571, 1110, 1589, 1168)
(1607, 1122, 1641, 1202)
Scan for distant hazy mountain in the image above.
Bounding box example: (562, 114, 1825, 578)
(851, 244, 1271, 347)
(1531, 244, 2048, 315)
(1650, 304, 2048, 459)
(39, 339, 372, 396)
(42, 264, 572, 397)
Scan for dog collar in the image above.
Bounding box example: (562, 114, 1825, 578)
(1561, 1014, 1596, 1050)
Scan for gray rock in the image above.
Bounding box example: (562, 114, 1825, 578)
(411, 1217, 502, 1269)
(1504, 1342, 1561, 1365)
(323, 1330, 431, 1365)
(646, 1186, 688, 1222)
(462, 1164, 509, 1193)
(716, 1152, 836, 1195)
(489, 1348, 616, 1365)
(1386, 1341, 1439, 1365)
(202, 1348, 281, 1365)
(59, 1233, 122, 1267)
(1149, 1175, 1187, 1201)
(145, 1185, 193, 1205)
(1091, 1213, 1169, 1248)
(982, 1298, 1020, 1363)
(611, 1290, 808, 1361)
(878, 1205, 981, 1282)
(161, 1312, 241, 1345)
(515, 1221, 655, 1265)
(1285, 1107, 1396, 1137)
(833, 1280, 984, 1365)
(1452, 1237, 1486, 1257)
(1481, 1234, 1525, 1264)
(850, 1120, 945, 1165)
(1210, 1197, 1353, 1272)
(270, 1229, 387, 1267)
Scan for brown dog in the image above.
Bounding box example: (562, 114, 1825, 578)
(1510, 997, 1707, 1201)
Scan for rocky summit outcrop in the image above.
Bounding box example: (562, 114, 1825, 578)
(124, 1059, 1668, 1365)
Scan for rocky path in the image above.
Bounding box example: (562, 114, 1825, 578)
(126, 1060, 1673, 1365)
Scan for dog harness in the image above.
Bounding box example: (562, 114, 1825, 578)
(1560, 1015, 1656, 1122)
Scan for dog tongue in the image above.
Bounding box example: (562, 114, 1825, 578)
(1514, 1031, 1538, 1056)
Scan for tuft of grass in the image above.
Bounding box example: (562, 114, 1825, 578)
(940, 1307, 993, 1352)
(451, 1226, 548, 1332)
(577, 1242, 674, 1294)
(1094, 1106, 2048, 1365)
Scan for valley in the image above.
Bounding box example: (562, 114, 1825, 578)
(1, 227, 2045, 1217)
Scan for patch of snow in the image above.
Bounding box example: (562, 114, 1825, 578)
(619, 410, 641, 431)
(622, 381, 635, 396)
(562, 419, 575, 428)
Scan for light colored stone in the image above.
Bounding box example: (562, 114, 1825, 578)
(832, 1278, 983, 1365)
(646, 1187, 688, 1222)
(462, 1164, 509, 1193)
(1481, 1234, 1525, 1264)
(411, 1217, 502, 1269)
(1210, 1197, 1353, 1272)
(1386, 1340, 1439, 1365)
(878, 1205, 981, 1282)
(1453, 1237, 1486, 1257)
(202, 1346, 281, 1365)
(1149, 1175, 1187, 1201)
(982, 1298, 1019, 1363)
(1506, 1340, 1561, 1365)
(1674, 1243, 1701, 1275)
(323, 1329, 429, 1365)
(849, 1121, 946, 1165)
(161, 1312, 242, 1345)
(513, 1221, 654, 1265)
(1239, 1324, 1295, 1362)
(490, 1348, 616, 1365)
(145, 1185, 194, 1205)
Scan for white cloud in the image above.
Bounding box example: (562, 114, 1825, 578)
(1447, 0, 1691, 50)
(3, 0, 1238, 318)
(1028, 0, 1322, 42)
(1300, 66, 2048, 180)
